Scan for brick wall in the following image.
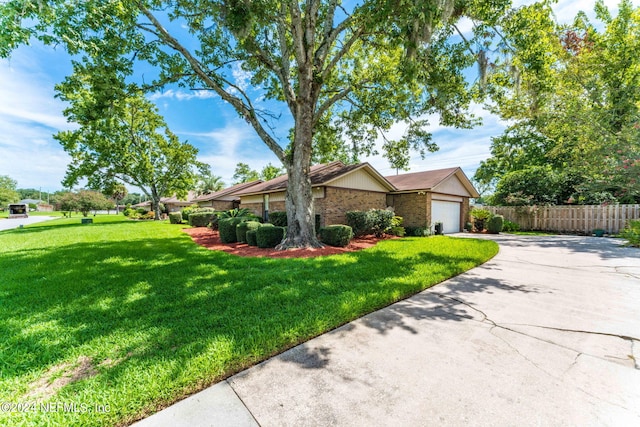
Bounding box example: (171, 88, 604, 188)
(242, 202, 263, 217)
(387, 193, 429, 227)
(316, 187, 387, 226)
(461, 198, 470, 230)
(211, 200, 235, 211)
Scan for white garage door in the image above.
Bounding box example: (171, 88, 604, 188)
(431, 200, 461, 234)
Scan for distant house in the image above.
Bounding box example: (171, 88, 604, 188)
(191, 180, 263, 211)
(133, 191, 197, 213)
(232, 161, 479, 233)
(18, 199, 54, 212)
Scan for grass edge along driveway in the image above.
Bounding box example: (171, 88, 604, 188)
(0, 217, 498, 426)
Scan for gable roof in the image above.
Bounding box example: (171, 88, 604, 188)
(235, 161, 395, 196)
(191, 180, 263, 202)
(386, 167, 479, 198)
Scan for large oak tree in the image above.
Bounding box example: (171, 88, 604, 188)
(2, 0, 511, 247)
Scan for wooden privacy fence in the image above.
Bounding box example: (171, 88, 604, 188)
(483, 204, 640, 235)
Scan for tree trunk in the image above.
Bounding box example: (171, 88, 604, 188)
(276, 101, 323, 249)
(150, 188, 162, 220)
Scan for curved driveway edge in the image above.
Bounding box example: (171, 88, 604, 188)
(136, 234, 640, 426)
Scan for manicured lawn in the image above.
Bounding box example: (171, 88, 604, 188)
(0, 217, 498, 426)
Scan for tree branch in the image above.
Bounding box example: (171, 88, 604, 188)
(134, 2, 286, 162)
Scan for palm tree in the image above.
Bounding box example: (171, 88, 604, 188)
(196, 174, 224, 195)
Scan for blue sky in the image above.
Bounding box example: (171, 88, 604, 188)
(0, 0, 624, 193)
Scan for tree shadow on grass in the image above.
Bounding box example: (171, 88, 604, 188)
(0, 232, 495, 425)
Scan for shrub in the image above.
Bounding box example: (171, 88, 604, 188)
(209, 215, 220, 230)
(236, 221, 261, 243)
(267, 211, 288, 227)
(502, 220, 520, 232)
(169, 212, 183, 224)
(346, 209, 394, 236)
(123, 208, 136, 217)
(370, 209, 394, 236)
(219, 217, 248, 243)
(181, 204, 200, 221)
(143, 211, 155, 220)
(470, 208, 492, 232)
(256, 226, 286, 248)
(246, 229, 258, 246)
(219, 207, 251, 218)
(189, 212, 216, 227)
(319, 225, 353, 247)
(390, 226, 406, 237)
(405, 226, 431, 237)
(391, 216, 403, 227)
(346, 211, 372, 236)
(621, 219, 640, 247)
(487, 215, 504, 234)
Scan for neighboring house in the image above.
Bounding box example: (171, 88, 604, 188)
(191, 180, 263, 211)
(233, 161, 479, 233)
(18, 199, 54, 212)
(386, 167, 480, 233)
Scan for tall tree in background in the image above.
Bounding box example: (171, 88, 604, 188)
(232, 163, 260, 185)
(260, 163, 284, 181)
(0, 175, 19, 207)
(105, 183, 128, 213)
(55, 91, 208, 220)
(196, 173, 225, 195)
(1, 0, 512, 247)
(477, 0, 640, 205)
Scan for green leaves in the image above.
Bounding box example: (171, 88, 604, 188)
(479, 0, 640, 205)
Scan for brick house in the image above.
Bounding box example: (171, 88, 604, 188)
(232, 161, 479, 233)
(386, 167, 480, 233)
(234, 162, 394, 226)
(191, 180, 263, 211)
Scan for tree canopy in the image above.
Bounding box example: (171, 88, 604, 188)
(54, 90, 208, 219)
(0, 175, 19, 207)
(477, 0, 640, 205)
(1, 0, 513, 246)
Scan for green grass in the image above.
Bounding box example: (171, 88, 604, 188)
(0, 218, 498, 426)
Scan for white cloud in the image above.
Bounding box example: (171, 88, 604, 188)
(149, 88, 218, 101)
(0, 53, 73, 190)
(179, 119, 281, 184)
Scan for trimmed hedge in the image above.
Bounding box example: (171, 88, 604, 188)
(246, 229, 258, 246)
(219, 217, 248, 243)
(319, 225, 353, 247)
(236, 221, 261, 243)
(256, 226, 286, 248)
(405, 226, 431, 237)
(189, 212, 215, 227)
(487, 215, 504, 234)
(169, 212, 183, 224)
(346, 209, 394, 236)
(267, 211, 287, 227)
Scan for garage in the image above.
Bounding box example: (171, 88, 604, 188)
(431, 200, 461, 234)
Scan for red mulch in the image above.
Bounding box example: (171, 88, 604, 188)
(183, 227, 393, 258)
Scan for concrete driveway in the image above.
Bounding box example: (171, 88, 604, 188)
(135, 234, 640, 426)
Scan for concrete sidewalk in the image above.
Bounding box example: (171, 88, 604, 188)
(0, 216, 56, 231)
(134, 234, 640, 426)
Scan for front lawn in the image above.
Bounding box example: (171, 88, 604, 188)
(0, 218, 497, 426)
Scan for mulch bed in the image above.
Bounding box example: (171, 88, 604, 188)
(183, 227, 393, 258)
